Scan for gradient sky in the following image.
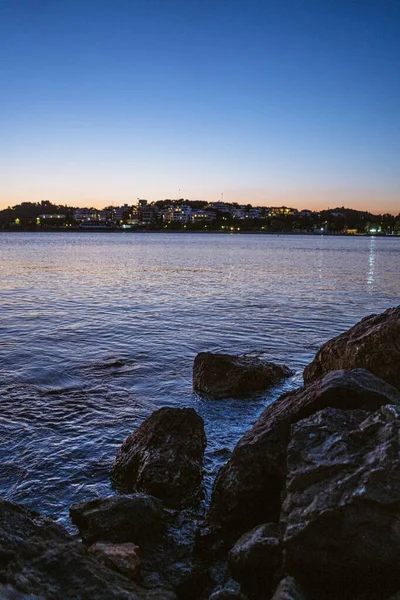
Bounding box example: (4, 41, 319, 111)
(1, 0, 400, 213)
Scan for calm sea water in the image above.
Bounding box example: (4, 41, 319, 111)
(1, 232, 399, 527)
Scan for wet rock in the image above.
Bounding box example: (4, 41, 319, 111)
(0, 585, 42, 600)
(70, 494, 165, 546)
(303, 305, 400, 389)
(228, 523, 282, 599)
(89, 542, 141, 582)
(0, 498, 176, 600)
(208, 369, 400, 532)
(282, 405, 400, 597)
(193, 352, 291, 399)
(112, 407, 206, 508)
(270, 577, 307, 600)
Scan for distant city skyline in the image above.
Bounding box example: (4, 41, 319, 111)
(1, 0, 399, 214)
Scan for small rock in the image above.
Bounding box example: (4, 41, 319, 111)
(303, 305, 400, 389)
(193, 352, 291, 399)
(228, 523, 282, 598)
(89, 542, 141, 582)
(270, 576, 307, 600)
(70, 494, 165, 546)
(208, 590, 249, 600)
(112, 407, 206, 508)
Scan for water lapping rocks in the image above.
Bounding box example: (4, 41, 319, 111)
(193, 353, 292, 399)
(2, 305, 400, 600)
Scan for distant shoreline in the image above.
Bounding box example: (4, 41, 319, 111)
(0, 228, 399, 238)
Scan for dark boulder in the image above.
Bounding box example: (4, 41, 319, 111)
(70, 494, 165, 546)
(193, 352, 292, 399)
(228, 523, 282, 599)
(0, 498, 176, 600)
(282, 405, 400, 597)
(304, 305, 400, 389)
(112, 407, 206, 508)
(208, 369, 400, 532)
(270, 577, 307, 600)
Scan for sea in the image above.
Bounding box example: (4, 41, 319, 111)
(0, 232, 399, 528)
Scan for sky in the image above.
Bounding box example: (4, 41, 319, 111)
(1, 0, 399, 214)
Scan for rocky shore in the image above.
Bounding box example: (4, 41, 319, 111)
(1, 305, 400, 600)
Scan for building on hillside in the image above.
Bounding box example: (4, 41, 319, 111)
(137, 199, 155, 224)
(191, 209, 216, 223)
(73, 208, 99, 222)
(114, 204, 133, 222)
(162, 206, 192, 224)
(268, 206, 298, 217)
(231, 208, 245, 219)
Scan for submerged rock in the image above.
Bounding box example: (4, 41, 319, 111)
(228, 523, 282, 598)
(112, 407, 206, 508)
(70, 494, 165, 546)
(282, 405, 400, 597)
(0, 498, 176, 600)
(303, 305, 400, 389)
(208, 369, 400, 532)
(193, 352, 292, 399)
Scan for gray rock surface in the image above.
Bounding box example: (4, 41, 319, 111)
(193, 352, 291, 399)
(208, 591, 249, 600)
(228, 523, 282, 598)
(303, 305, 400, 389)
(112, 407, 206, 508)
(208, 369, 400, 532)
(89, 542, 141, 582)
(270, 577, 307, 600)
(282, 405, 400, 596)
(0, 498, 176, 600)
(70, 494, 165, 546)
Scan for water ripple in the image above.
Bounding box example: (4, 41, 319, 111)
(0, 232, 399, 527)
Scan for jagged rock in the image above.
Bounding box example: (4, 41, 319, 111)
(281, 405, 400, 597)
(208, 369, 400, 532)
(270, 577, 307, 600)
(0, 498, 176, 600)
(228, 523, 282, 598)
(112, 407, 206, 508)
(193, 352, 291, 399)
(304, 305, 400, 389)
(70, 494, 165, 546)
(89, 542, 141, 582)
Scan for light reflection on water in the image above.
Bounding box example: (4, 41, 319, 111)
(0, 232, 399, 527)
(368, 236, 376, 285)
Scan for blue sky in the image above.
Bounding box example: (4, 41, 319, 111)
(1, 0, 399, 212)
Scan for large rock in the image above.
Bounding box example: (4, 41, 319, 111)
(70, 494, 165, 546)
(112, 407, 206, 508)
(0, 498, 176, 600)
(208, 369, 400, 532)
(228, 523, 282, 598)
(304, 305, 400, 389)
(281, 405, 400, 597)
(193, 352, 291, 399)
